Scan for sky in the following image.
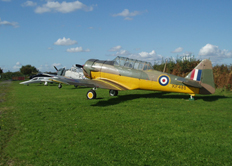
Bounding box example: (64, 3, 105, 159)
(1, 0, 232, 72)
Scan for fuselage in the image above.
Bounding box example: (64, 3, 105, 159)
(20, 75, 52, 85)
(83, 57, 200, 95)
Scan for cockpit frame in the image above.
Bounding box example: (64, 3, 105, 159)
(113, 56, 153, 71)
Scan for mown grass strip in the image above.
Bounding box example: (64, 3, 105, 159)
(1, 81, 232, 165)
(0, 81, 18, 165)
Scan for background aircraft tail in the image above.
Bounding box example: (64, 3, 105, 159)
(185, 59, 215, 94)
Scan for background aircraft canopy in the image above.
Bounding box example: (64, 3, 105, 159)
(113, 56, 153, 70)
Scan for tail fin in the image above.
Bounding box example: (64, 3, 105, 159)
(185, 59, 215, 94)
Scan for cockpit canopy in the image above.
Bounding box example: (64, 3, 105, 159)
(113, 56, 153, 71)
(70, 65, 83, 73)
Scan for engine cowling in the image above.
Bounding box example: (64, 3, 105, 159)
(83, 59, 98, 79)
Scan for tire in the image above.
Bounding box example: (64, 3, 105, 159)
(109, 90, 118, 96)
(86, 90, 97, 99)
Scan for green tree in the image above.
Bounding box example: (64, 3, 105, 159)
(0, 68, 3, 74)
(20, 65, 39, 75)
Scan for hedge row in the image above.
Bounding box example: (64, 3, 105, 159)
(153, 58, 232, 90)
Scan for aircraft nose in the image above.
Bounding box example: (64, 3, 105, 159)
(83, 59, 98, 79)
(19, 81, 27, 85)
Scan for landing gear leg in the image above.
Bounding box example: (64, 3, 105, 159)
(189, 95, 195, 101)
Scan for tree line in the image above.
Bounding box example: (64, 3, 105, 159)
(0, 65, 38, 80)
(153, 56, 232, 90)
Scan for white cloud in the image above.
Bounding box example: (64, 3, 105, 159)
(22, 1, 37, 7)
(54, 37, 77, 46)
(38, 63, 64, 72)
(109, 49, 162, 63)
(198, 44, 232, 63)
(35, 0, 94, 14)
(139, 50, 156, 57)
(109, 50, 130, 57)
(38, 64, 52, 72)
(13, 62, 22, 70)
(52, 63, 62, 68)
(129, 50, 163, 62)
(48, 47, 53, 50)
(113, 9, 141, 17)
(116, 50, 130, 56)
(112, 9, 146, 20)
(180, 52, 192, 56)
(16, 62, 21, 65)
(66, 47, 90, 53)
(0, 18, 19, 28)
(108, 45, 162, 63)
(108, 45, 122, 52)
(172, 47, 183, 53)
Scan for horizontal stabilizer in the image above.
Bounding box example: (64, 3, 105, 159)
(176, 77, 202, 88)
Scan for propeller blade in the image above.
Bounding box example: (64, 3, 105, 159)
(75, 64, 83, 68)
(54, 66, 58, 71)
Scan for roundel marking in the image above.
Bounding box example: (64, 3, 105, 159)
(159, 75, 170, 86)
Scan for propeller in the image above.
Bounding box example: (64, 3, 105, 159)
(54, 66, 58, 71)
(75, 64, 83, 68)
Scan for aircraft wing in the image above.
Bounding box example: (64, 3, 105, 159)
(20, 77, 52, 85)
(44, 73, 128, 91)
(176, 77, 202, 88)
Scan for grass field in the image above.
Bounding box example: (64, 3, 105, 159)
(1, 81, 232, 165)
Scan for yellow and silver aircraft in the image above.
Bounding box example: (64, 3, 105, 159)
(47, 56, 215, 100)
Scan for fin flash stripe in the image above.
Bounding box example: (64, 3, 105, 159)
(190, 69, 202, 81)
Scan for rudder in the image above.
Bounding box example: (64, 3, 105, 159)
(185, 59, 215, 94)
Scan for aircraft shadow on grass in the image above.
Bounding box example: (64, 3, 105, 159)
(91, 92, 229, 107)
(70, 87, 89, 90)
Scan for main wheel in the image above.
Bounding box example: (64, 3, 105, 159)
(86, 90, 97, 99)
(58, 83, 62, 89)
(109, 90, 118, 96)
